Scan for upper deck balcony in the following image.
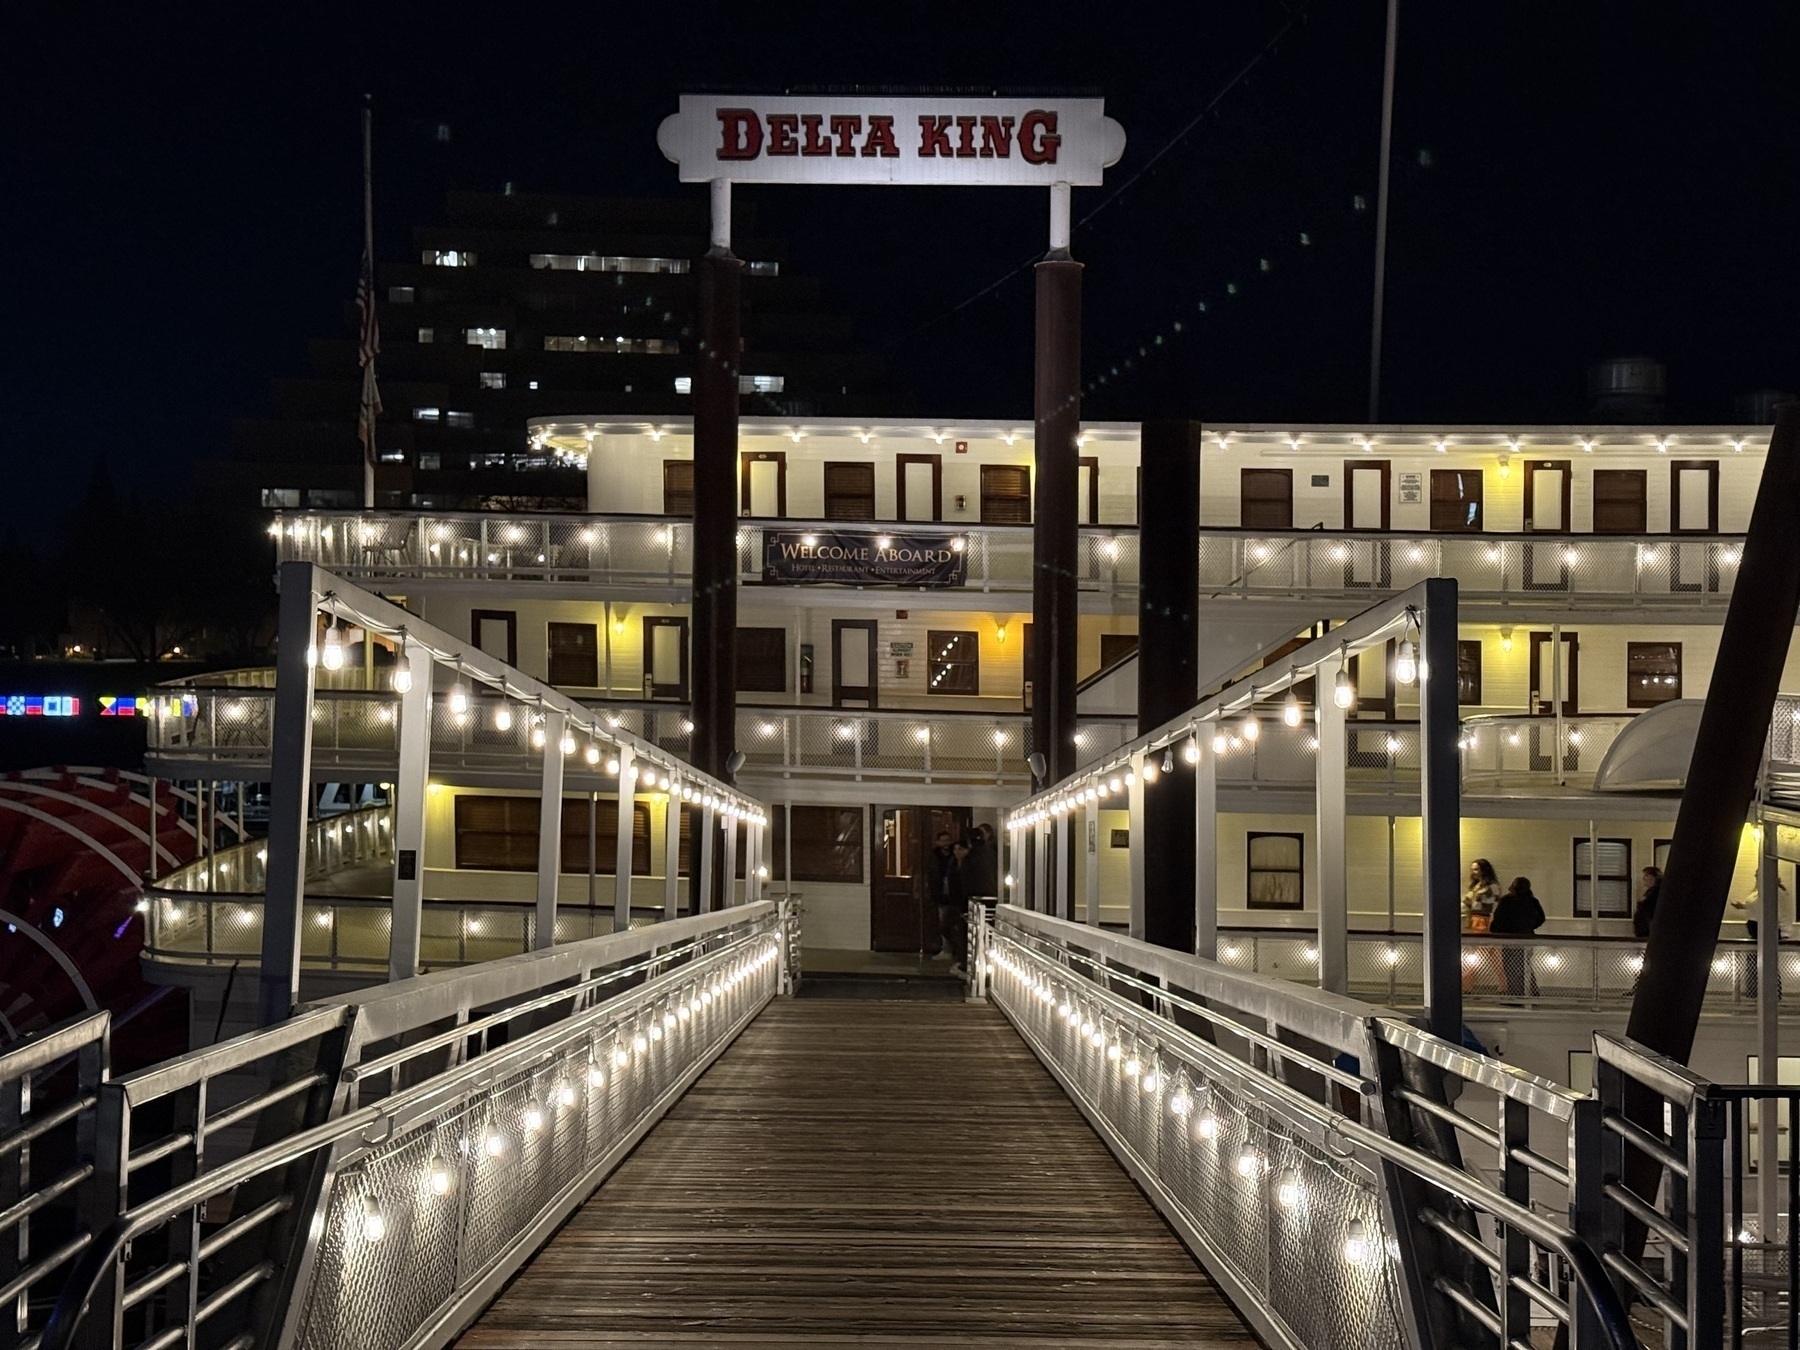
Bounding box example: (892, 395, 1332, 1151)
(271, 508, 1751, 620)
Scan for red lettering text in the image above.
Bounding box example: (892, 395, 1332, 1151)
(800, 114, 832, 156)
(828, 114, 862, 156)
(861, 115, 899, 157)
(955, 115, 978, 157)
(765, 113, 799, 156)
(1019, 110, 1060, 165)
(917, 115, 953, 157)
(715, 108, 762, 160)
(978, 115, 1014, 158)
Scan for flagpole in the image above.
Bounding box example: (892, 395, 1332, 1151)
(360, 96, 378, 509)
(1367, 0, 1399, 423)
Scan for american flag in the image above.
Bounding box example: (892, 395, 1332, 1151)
(355, 240, 381, 466)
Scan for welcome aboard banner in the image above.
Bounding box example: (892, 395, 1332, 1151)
(760, 530, 968, 587)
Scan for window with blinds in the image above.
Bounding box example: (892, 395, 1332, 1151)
(772, 806, 865, 883)
(822, 463, 876, 521)
(1246, 832, 1305, 909)
(1573, 837, 1632, 917)
(453, 795, 651, 875)
(663, 460, 694, 515)
(736, 628, 787, 693)
(979, 465, 1032, 524)
(547, 622, 599, 688)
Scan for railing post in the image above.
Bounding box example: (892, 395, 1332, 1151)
(1033, 820, 1049, 914)
(1316, 674, 1349, 994)
(662, 786, 681, 921)
(1084, 794, 1101, 926)
(1195, 735, 1217, 960)
(721, 812, 738, 908)
(1055, 810, 1073, 921)
(1688, 1091, 1727, 1350)
(388, 640, 431, 982)
(613, 744, 635, 933)
(259, 563, 319, 1027)
(1127, 748, 1146, 938)
(535, 708, 567, 950)
(697, 801, 716, 913)
(1418, 577, 1463, 1042)
(1497, 1092, 1533, 1346)
(1569, 1091, 1608, 1350)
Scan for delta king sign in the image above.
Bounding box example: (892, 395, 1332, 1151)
(658, 94, 1126, 187)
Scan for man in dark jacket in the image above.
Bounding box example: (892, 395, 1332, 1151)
(1491, 876, 1546, 996)
(936, 840, 971, 977)
(964, 824, 999, 901)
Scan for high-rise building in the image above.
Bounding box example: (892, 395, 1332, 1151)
(212, 190, 891, 512)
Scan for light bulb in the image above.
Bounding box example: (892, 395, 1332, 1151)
(531, 725, 547, 749)
(1162, 749, 1175, 773)
(484, 1132, 505, 1158)
(560, 733, 577, 755)
(588, 1064, 605, 1087)
(612, 1047, 630, 1068)
(1283, 691, 1302, 727)
(1333, 668, 1354, 710)
(606, 758, 621, 775)
(493, 704, 513, 731)
(1236, 1150, 1263, 1179)
(321, 626, 345, 671)
(361, 1195, 386, 1242)
(448, 682, 470, 716)
(392, 665, 413, 694)
(1242, 715, 1259, 742)
(1343, 1220, 1372, 1265)
(1276, 1170, 1301, 1209)
(524, 1106, 543, 1133)
(557, 1082, 577, 1108)
(1183, 739, 1199, 764)
(1141, 1071, 1160, 1093)
(1195, 1113, 1219, 1141)
(1169, 1091, 1191, 1116)
(1394, 639, 1418, 686)
(585, 744, 601, 765)
(428, 1157, 453, 1196)
(1211, 729, 1228, 754)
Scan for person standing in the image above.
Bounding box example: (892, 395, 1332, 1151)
(927, 830, 956, 957)
(938, 840, 971, 978)
(1490, 876, 1546, 996)
(1633, 866, 1662, 940)
(966, 823, 999, 903)
(1462, 859, 1503, 991)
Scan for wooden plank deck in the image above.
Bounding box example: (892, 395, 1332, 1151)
(458, 998, 1261, 1347)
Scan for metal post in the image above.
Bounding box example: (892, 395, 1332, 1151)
(1055, 811, 1073, 920)
(1127, 749, 1147, 940)
(1418, 577, 1463, 1041)
(722, 814, 738, 908)
(1033, 821, 1049, 914)
(534, 709, 566, 950)
(387, 640, 431, 982)
(613, 745, 634, 933)
(1317, 680, 1349, 994)
(697, 803, 716, 913)
(1031, 252, 1082, 787)
(663, 789, 680, 921)
(1367, 0, 1400, 422)
(691, 193, 742, 784)
(1759, 822, 1781, 1236)
(1195, 738, 1218, 960)
(1084, 796, 1100, 926)
(259, 567, 319, 1026)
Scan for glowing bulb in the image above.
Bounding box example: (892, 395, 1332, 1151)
(1141, 1071, 1160, 1093)
(1277, 1170, 1301, 1209)
(361, 1195, 386, 1242)
(448, 683, 469, 716)
(531, 724, 547, 749)
(1162, 748, 1175, 772)
(613, 1048, 630, 1068)
(1242, 714, 1259, 742)
(1333, 668, 1354, 710)
(1183, 739, 1199, 764)
(560, 732, 577, 755)
(1169, 1091, 1192, 1116)
(428, 1158, 453, 1196)
(1212, 729, 1228, 754)
(606, 758, 621, 775)
(585, 744, 601, 765)
(392, 665, 412, 694)
(557, 1082, 577, 1108)
(633, 1034, 648, 1053)
(1124, 1058, 1141, 1078)
(320, 626, 345, 671)
(1236, 1150, 1264, 1179)
(1343, 1221, 1373, 1265)
(1394, 639, 1417, 686)
(1283, 691, 1302, 727)
(494, 705, 513, 731)
(524, 1106, 543, 1133)
(484, 1132, 505, 1158)
(588, 1064, 605, 1087)
(1195, 1113, 1219, 1141)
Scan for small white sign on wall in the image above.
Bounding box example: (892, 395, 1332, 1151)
(1399, 472, 1423, 505)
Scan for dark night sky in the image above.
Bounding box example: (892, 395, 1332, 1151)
(3, 2, 1797, 539)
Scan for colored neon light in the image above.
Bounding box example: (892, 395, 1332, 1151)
(98, 695, 196, 718)
(0, 696, 80, 717)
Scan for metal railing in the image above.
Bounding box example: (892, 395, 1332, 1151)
(980, 904, 1638, 1350)
(151, 804, 392, 896)
(1198, 531, 1745, 608)
(1461, 714, 1636, 791)
(0, 1013, 110, 1350)
(40, 902, 785, 1350)
(1211, 929, 1783, 1013)
(271, 510, 1143, 599)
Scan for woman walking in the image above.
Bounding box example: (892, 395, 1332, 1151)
(1490, 876, 1546, 996)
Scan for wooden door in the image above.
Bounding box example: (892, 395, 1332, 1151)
(1077, 456, 1100, 525)
(1342, 460, 1391, 587)
(896, 454, 942, 522)
(740, 450, 787, 518)
(642, 615, 689, 701)
(822, 462, 876, 521)
(1240, 469, 1293, 529)
(1523, 460, 1572, 589)
(832, 619, 879, 709)
(872, 805, 971, 952)
(1592, 470, 1647, 534)
(1430, 469, 1483, 532)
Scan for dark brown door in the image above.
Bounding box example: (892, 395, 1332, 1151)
(1077, 456, 1100, 524)
(831, 619, 878, 708)
(643, 615, 689, 701)
(1240, 469, 1293, 529)
(1430, 469, 1483, 532)
(1592, 470, 1647, 534)
(872, 805, 972, 953)
(1523, 460, 1572, 589)
(822, 462, 876, 521)
(1529, 630, 1578, 716)
(896, 453, 942, 522)
(740, 449, 787, 517)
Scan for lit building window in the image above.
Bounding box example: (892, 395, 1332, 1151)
(479, 371, 506, 389)
(527, 380, 539, 390)
(673, 375, 783, 395)
(260, 488, 301, 508)
(388, 286, 415, 303)
(544, 335, 678, 355)
(424, 249, 475, 267)
(464, 328, 506, 349)
(417, 327, 435, 344)
(413, 407, 441, 422)
(378, 450, 405, 463)
(529, 254, 690, 275)
(446, 411, 475, 429)
(417, 452, 441, 471)
(927, 631, 980, 695)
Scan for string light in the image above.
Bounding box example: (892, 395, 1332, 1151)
(448, 680, 470, 717)
(321, 625, 345, 672)
(1343, 1220, 1373, 1265)
(494, 705, 513, 732)
(1241, 714, 1259, 742)
(1162, 748, 1175, 773)
(392, 663, 412, 694)
(1394, 638, 1418, 686)
(361, 1195, 386, 1242)
(1183, 738, 1200, 764)
(429, 1158, 453, 1196)
(1333, 645, 1355, 710)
